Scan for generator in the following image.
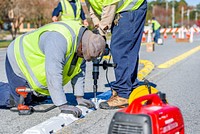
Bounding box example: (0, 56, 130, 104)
(108, 93, 184, 134)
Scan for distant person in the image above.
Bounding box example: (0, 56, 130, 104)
(52, 0, 88, 26)
(0, 20, 106, 118)
(151, 17, 161, 44)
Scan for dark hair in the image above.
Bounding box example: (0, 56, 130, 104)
(152, 17, 156, 20)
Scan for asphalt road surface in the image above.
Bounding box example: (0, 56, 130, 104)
(0, 34, 200, 134)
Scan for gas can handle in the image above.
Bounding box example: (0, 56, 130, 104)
(125, 94, 163, 113)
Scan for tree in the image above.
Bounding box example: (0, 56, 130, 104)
(197, 3, 200, 11)
(27, 0, 59, 27)
(0, 0, 58, 40)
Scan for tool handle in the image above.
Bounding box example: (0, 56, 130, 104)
(19, 95, 25, 105)
(126, 94, 163, 113)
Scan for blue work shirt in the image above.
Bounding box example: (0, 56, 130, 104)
(52, 2, 86, 20)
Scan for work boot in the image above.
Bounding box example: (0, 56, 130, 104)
(99, 95, 128, 109)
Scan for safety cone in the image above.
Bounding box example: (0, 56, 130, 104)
(164, 32, 167, 39)
(186, 32, 190, 39)
(142, 32, 146, 42)
(172, 32, 176, 38)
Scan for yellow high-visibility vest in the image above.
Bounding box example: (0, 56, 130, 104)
(60, 0, 81, 21)
(88, 0, 145, 15)
(13, 21, 83, 95)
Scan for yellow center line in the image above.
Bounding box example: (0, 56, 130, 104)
(158, 45, 200, 69)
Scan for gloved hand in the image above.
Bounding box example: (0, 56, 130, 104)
(92, 28, 100, 34)
(59, 104, 82, 118)
(92, 28, 107, 41)
(76, 97, 96, 109)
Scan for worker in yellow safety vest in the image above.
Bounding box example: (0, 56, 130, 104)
(151, 17, 161, 44)
(88, 0, 147, 109)
(52, 0, 89, 109)
(52, 0, 88, 26)
(0, 20, 105, 118)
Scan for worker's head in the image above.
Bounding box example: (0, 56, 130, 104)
(152, 17, 156, 20)
(79, 30, 106, 61)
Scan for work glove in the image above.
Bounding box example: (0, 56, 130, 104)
(92, 28, 100, 35)
(59, 104, 82, 118)
(92, 28, 107, 41)
(76, 97, 96, 109)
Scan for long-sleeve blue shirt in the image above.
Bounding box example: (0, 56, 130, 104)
(52, 2, 86, 20)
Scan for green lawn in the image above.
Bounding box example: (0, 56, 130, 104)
(0, 40, 12, 48)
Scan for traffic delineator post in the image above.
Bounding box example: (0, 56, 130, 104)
(142, 32, 146, 42)
(164, 32, 167, 39)
(176, 27, 189, 43)
(147, 30, 152, 43)
(186, 32, 190, 39)
(189, 27, 194, 43)
(172, 32, 176, 38)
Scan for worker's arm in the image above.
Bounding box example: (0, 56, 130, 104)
(89, 6, 100, 28)
(52, 2, 62, 22)
(80, 7, 89, 27)
(39, 31, 67, 106)
(98, 3, 118, 35)
(80, 6, 86, 21)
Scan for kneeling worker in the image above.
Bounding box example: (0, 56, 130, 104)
(0, 20, 106, 117)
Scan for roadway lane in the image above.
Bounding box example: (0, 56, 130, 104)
(0, 34, 200, 133)
(61, 35, 200, 134)
(154, 49, 200, 134)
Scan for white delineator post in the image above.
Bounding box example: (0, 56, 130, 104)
(147, 28, 152, 43)
(189, 27, 194, 43)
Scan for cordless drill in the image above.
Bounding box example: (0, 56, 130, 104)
(16, 87, 33, 115)
(92, 44, 116, 103)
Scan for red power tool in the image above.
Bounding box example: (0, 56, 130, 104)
(108, 93, 184, 134)
(16, 87, 33, 115)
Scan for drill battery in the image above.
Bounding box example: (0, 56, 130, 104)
(108, 94, 184, 134)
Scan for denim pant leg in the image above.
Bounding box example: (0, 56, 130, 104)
(110, 1, 147, 98)
(154, 28, 160, 43)
(0, 82, 11, 107)
(5, 55, 30, 105)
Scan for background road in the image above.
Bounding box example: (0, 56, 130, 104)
(0, 35, 200, 134)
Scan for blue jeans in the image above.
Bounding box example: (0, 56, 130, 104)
(154, 28, 160, 43)
(0, 55, 31, 107)
(0, 82, 11, 107)
(110, 1, 147, 98)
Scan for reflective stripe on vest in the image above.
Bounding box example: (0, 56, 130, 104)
(15, 21, 82, 95)
(60, 0, 81, 21)
(88, 0, 144, 15)
(117, 0, 144, 13)
(19, 33, 47, 89)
